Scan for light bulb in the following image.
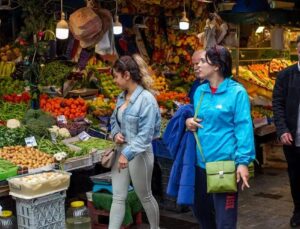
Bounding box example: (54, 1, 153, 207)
(179, 11, 189, 30)
(56, 12, 69, 40)
(113, 15, 123, 35)
(256, 26, 265, 34)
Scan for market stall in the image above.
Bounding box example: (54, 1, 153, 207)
(0, 0, 299, 227)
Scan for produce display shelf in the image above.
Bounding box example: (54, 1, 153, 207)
(92, 149, 105, 164)
(62, 154, 93, 171)
(62, 135, 112, 169)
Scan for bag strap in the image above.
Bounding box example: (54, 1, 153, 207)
(193, 92, 205, 162)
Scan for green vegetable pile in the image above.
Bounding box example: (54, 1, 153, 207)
(0, 78, 26, 96)
(40, 61, 73, 87)
(74, 138, 113, 153)
(23, 109, 55, 138)
(0, 159, 18, 181)
(0, 126, 29, 147)
(38, 138, 84, 158)
(0, 101, 28, 121)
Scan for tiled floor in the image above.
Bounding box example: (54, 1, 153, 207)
(134, 168, 295, 229)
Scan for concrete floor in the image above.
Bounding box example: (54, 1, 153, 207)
(134, 168, 295, 229)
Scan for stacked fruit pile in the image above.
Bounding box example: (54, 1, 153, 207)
(40, 95, 87, 120)
(156, 91, 189, 110)
(269, 59, 293, 74)
(3, 92, 30, 104)
(152, 74, 169, 94)
(0, 146, 54, 169)
(99, 73, 121, 98)
(0, 45, 21, 62)
(238, 66, 274, 91)
(87, 95, 115, 117)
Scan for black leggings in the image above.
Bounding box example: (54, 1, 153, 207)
(283, 146, 300, 213)
(192, 166, 238, 229)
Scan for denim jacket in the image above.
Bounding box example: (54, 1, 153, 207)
(110, 85, 161, 161)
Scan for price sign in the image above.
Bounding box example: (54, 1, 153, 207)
(57, 115, 67, 124)
(84, 118, 92, 124)
(50, 132, 57, 144)
(78, 131, 91, 141)
(173, 101, 183, 108)
(25, 136, 37, 147)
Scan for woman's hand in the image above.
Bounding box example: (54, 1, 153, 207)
(186, 118, 203, 132)
(236, 165, 250, 191)
(118, 154, 128, 171)
(114, 133, 125, 144)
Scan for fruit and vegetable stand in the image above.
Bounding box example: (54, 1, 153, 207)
(1, 1, 300, 227)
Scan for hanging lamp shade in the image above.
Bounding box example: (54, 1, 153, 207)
(56, 12, 69, 39)
(113, 15, 123, 35)
(179, 11, 189, 30)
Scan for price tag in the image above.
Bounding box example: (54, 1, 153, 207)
(50, 132, 57, 144)
(78, 131, 91, 141)
(57, 115, 67, 124)
(173, 101, 182, 108)
(84, 118, 92, 124)
(25, 136, 37, 147)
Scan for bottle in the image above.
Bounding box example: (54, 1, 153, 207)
(66, 201, 91, 229)
(0, 210, 17, 229)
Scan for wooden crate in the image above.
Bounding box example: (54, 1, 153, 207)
(262, 142, 287, 169)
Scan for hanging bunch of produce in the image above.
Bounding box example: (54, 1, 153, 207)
(0, 62, 16, 78)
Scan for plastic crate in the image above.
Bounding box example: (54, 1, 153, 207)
(156, 156, 189, 213)
(14, 191, 66, 229)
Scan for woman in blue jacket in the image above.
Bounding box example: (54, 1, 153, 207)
(109, 55, 161, 229)
(186, 46, 255, 229)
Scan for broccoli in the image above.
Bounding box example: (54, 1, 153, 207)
(23, 109, 55, 138)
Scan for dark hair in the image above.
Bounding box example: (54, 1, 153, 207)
(112, 55, 154, 91)
(297, 36, 300, 44)
(205, 45, 232, 78)
(113, 56, 141, 84)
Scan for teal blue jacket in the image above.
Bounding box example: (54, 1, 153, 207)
(193, 78, 255, 168)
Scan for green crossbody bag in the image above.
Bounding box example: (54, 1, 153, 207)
(193, 92, 237, 193)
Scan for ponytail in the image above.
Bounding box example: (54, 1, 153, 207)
(113, 54, 155, 94)
(132, 54, 154, 94)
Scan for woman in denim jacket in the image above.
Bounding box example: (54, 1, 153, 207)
(109, 55, 161, 229)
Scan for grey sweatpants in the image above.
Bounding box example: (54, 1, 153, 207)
(109, 151, 160, 229)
